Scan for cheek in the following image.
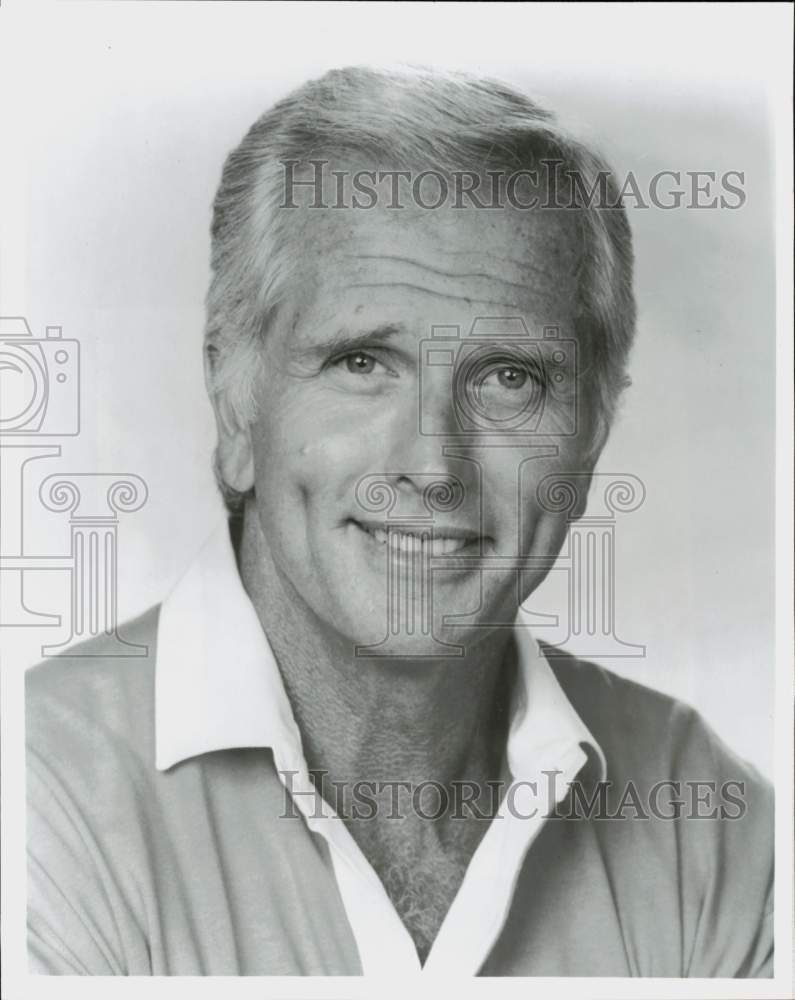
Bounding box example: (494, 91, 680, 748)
(520, 447, 592, 555)
(249, 405, 381, 516)
(480, 446, 589, 557)
(480, 451, 568, 522)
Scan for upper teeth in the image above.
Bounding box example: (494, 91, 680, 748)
(366, 526, 471, 555)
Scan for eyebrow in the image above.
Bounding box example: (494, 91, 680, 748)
(300, 322, 408, 358)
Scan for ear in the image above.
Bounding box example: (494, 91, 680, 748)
(204, 344, 256, 495)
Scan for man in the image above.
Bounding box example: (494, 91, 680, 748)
(26, 66, 773, 976)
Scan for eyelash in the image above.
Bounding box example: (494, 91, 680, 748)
(326, 349, 546, 387)
(329, 349, 395, 376)
(479, 358, 545, 383)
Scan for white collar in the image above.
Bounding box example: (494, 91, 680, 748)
(155, 519, 606, 782)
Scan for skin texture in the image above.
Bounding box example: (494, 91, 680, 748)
(213, 195, 600, 963)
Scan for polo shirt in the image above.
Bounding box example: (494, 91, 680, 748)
(26, 520, 774, 976)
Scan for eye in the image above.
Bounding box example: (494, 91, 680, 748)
(331, 349, 398, 379)
(323, 345, 399, 392)
(465, 356, 545, 422)
(344, 351, 378, 375)
(475, 358, 541, 392)
(495, 366, 528, 390)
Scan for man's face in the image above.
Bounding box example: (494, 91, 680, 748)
(225, 196, 597, 653)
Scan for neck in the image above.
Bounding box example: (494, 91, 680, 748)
(236, 505, 515, 794)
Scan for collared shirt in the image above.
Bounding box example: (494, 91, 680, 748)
(155, 520, 607, 976)
(27, 521, 774, 976)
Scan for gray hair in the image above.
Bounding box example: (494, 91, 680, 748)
(204, 66, 636, 512)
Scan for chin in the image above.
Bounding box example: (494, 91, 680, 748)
(323, 591, 514, 661)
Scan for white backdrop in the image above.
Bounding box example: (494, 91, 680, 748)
(2, 3, 783, 778)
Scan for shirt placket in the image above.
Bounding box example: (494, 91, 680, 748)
(422, 743, 588, 976)
(272, 740, 422, 976)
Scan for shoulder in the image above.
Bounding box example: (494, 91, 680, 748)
(545, 642, 693, 747)
(26, 605, 161, 775)
(540, 646, 774, 976)
(26, 607, 162, 975)
(545, 645, 773, 914)
(544, 643, 771, 797)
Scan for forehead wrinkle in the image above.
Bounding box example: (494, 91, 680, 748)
(441, 247, 579, 278)
(346, 281, 533, 311)
(345, 253, 554, 292)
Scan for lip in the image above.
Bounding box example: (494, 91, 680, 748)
(350, 519, 484, 557)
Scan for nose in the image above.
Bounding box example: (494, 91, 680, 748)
(382, 381, 470, 504)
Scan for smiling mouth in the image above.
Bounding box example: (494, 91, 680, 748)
(351, 520, 482, 556)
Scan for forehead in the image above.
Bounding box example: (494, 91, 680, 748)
(276, 197, 581, 342)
